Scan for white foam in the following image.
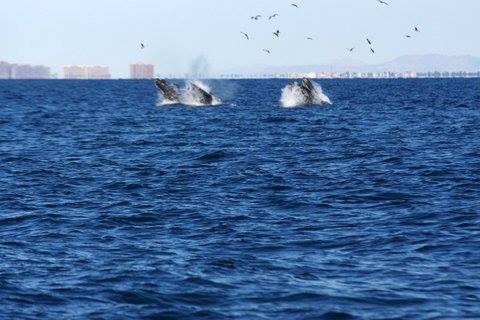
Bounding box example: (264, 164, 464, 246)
(280, 80, 331, 108)
(158, 98, 178, 106)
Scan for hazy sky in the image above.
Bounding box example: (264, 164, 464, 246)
(1, 0, 478, 77)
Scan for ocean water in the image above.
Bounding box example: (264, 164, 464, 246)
(0, 79, 479, 319)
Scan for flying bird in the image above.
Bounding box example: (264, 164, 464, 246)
(370, 48, 375, 54)
(367, 38, 372, 45)
(415, 27, 420, 32)
(377, 0, 389, 5)
(241, 32, 249, 40)
(140, 43, 145, 49)
(268, 14, 278, 20)
(263, 49, 271, 54)
(405, 35, 412, 38)
(347, 47, 355, 52)
(273, 30, 280, 37)
(306, 37, 314, 40)
(291, 3, 299, 8)
(251, 15, 262, 20)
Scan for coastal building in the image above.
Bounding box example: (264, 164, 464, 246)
(10, 64, 51, 79)
(217, 70, 480, 79)
(0, 62, 10, 79)
(85, 66, 110, 79)
(130, 63, 155, 79)
(0, 61, 51, 79)
(63, 65, 111, 79)
(63, 66, 84, 79)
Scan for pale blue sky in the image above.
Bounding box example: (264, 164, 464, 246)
(1, 0, 478, 77)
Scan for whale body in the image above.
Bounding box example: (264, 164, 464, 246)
(300, 78, 317, 104)
(186, 82, 213, 105)
(155, 78, 215, 106)
(154, 79, 180, 102)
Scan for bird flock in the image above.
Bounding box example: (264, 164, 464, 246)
(241, 3, 302, 55)
(138, 1, 422, 60)
(240, 1, 421, 56)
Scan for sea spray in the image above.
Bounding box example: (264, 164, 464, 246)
(188, 55, 210, 79)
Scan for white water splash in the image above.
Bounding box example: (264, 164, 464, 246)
(280, 80, 331, 108)
(158, 98, 178, 105)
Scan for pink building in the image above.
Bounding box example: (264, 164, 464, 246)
(63, 65, 111, 79)
(130, 63, 154, 79)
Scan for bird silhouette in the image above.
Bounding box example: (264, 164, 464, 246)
(405, 35, 412, 38)
(291, 3, 299, 8)
(251, 15, 261, 20)
(263, 49, 271, 54)
(306, 37, 314, 40)
(273, 30, 280, 37)
(347, 47, 355, 52)
(377, 0, 389, 5)
(268, 14, 278, 20)
(241, 32, 249, 40)
(367, 38, 372, 45)
(370, 48, 375, 54)
(415, 27, 420, 32)
(140, 43, 145, 49)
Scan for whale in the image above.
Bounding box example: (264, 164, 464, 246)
(154, 79, 181, 102)
(281, 78, 331, 107)
(186, 82, 213, 105)
(154, 78, 215, 105)
(298, 78, 316, 105)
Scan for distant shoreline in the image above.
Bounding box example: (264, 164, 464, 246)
(1, 77, 480, 81)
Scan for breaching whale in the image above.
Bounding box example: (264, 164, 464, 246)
(154, 79, 180, 102)
(281, 78, 331, 107)
(299, 78, 316, 105)
(154, 78, 215, 106)
(186, 82, 213, 105)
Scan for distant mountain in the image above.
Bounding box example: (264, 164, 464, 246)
(374, 54, 480, 72)
(257, 59, 367, 74)
(252, 54, 480, 74)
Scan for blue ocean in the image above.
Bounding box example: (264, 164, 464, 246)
(0, 79, 479, 319)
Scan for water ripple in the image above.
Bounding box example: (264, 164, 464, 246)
(0, 79, 479, 319)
